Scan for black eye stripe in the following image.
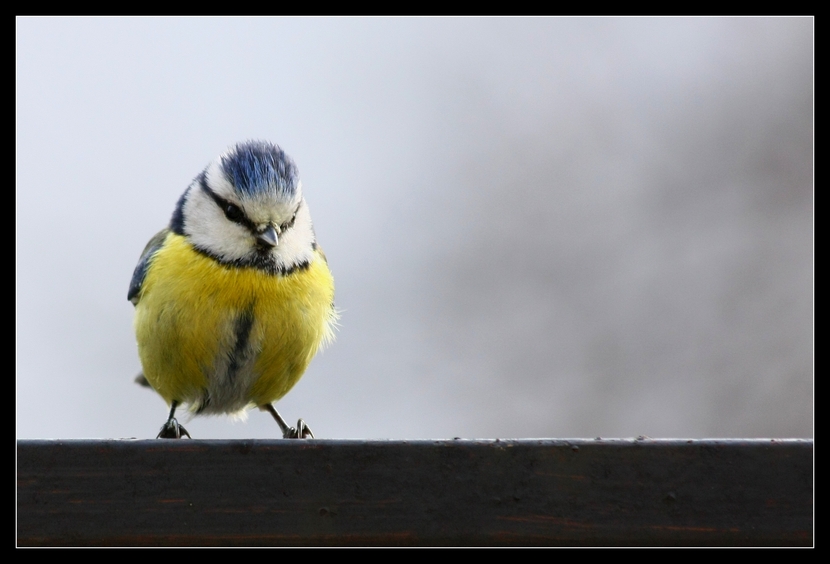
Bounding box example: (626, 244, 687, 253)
(199, 178, 301, 235)
(220, 200, 257, 232)
(222, 202, 245, 223)
(199, 180, 256, 230)
(215, 196, 247, 225)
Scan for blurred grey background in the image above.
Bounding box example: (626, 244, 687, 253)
(16, 17, 812, 440)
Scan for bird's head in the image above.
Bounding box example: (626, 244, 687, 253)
(172, 141, 316, 273)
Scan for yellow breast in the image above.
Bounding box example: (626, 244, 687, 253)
(133, 233, 335, 413)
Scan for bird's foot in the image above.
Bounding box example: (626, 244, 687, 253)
(157, 418, 191, 439)
(283, 419, 314, 439)
(260, 404, 314, 439)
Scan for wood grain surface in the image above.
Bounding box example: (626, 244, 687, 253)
(17, 438, 813, 546)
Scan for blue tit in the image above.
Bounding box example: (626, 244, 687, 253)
(128, 141, 337, 439)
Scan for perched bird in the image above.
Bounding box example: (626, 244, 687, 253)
(129, 141, 337, 439)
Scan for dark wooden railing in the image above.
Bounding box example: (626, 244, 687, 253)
(17, 438, 813, 546)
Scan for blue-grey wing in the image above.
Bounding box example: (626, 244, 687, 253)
(128, 229, 169, 305)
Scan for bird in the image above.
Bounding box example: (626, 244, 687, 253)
(128, 140, 337, 439)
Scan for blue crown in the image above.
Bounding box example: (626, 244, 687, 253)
(220, 141, 299, 198)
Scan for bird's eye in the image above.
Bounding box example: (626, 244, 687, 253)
(283, 211, 298, 231)
(223, 203, 245, 223)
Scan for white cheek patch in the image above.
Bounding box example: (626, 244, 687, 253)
(272, 201, 315, 269)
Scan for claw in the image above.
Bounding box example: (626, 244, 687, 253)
(156, 400, 191, 439)
(282, 419, 314, 439)
(261, 404, 314, 439)
(157, 418, 191, 439)
(297, 419, 314, 439)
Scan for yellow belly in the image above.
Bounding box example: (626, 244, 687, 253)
(133, 233, 335, 413)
